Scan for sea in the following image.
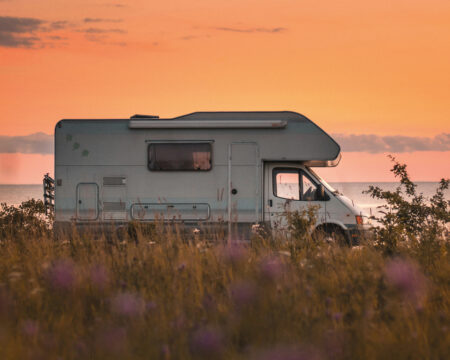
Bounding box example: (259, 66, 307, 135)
(0, 183, 446, 217)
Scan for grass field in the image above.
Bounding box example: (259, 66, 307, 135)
(0, 162, 448, 359)
(0, 223, 448, 359)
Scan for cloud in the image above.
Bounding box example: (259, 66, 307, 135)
(78, 26, 127, 45)
(0, 16, 44, 47)
(0, 133, 53, 154)
(47, 35, 68, 41)
(180, 35, 199, 41)
(103, 2, 126, 7)
(1, 133, 448, 155)
(84, 34, 127, 46)
(0, 16, 127, 48)
(49, 20, 69, 30)
(0, 16, 72, 48)
(214, 26, 286, 33)
(333, 133, 450, 153)
(80, 27, 126, 34)
(0, 33, 40, 47)
(179, 27, 284, 41)
(83, 18, 123, 23)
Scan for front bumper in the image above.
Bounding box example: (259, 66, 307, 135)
(344, 224, 374, 245)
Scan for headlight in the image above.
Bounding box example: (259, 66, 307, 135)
(355, 215, 363, 225)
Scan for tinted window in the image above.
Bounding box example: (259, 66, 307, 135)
(148, 143, 212, 171)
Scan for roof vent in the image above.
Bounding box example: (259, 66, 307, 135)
(130, 114, 159, 119)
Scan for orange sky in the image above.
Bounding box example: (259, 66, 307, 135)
(0, 0, 449, 183)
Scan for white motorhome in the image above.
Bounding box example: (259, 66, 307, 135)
(52, 111, 369, 243)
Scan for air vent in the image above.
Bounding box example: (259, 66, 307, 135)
(103, 202, 126, 211)
(103, 177, 126, 186)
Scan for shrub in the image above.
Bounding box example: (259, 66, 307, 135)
(365, 155, 449, 256)
(0, 199, 50, 239)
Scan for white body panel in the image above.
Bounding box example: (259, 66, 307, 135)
(53, 111, 365, 235)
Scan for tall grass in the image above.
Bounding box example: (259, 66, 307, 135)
(0, 160, 448, 359)
(0, 226, 448, 359)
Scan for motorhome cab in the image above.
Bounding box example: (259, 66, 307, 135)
(51, 111, 370, 243)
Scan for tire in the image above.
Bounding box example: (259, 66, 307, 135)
(313, 225, 349, 246)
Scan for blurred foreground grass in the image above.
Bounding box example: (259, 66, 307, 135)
(0, 227, 449, 359)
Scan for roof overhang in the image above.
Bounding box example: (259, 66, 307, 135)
(302, 153, 342, 167)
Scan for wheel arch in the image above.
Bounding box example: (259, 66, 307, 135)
(313, 220, 347, 233)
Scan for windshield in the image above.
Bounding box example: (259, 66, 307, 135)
(306, 167, 337, 193)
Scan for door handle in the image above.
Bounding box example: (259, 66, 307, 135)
(268, 199, 272, 207)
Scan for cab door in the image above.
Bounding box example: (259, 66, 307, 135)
(264, 163, 326, 231)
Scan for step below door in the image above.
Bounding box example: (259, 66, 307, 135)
(228, 142, 260, 239)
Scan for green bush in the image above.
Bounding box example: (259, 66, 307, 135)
(365, 156, 449, 256)
(0, 199, 50, 239)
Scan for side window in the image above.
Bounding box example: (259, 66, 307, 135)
(273, 169, 300, 200)
(273, 168, 324, 201)
(301, 173, 319, 201)
(148, 143, 212, 171)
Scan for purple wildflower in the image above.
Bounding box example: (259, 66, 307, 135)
(170, 315, 186, 330)
(146, 301, 157, 311)
(260, 256, 284, 281)
(90, 264, 109, 290)
(74, 340, 88, 358)
(252, 344, 323, 360)
(222, 245, 248, 264)
(322, 330, 347, 360)
(190, 326, 224, 358)
(21, 320, 39, 337)
(384, 258, 427, 306)
(333, 312, 343, 321)
(161, 344, 171, 358)
(229, 280, 257, 308)
(111, 292, 145, 317)
(47, 259, 76, 291)
(202, 293, 216, 312)
(41, 332, 57, 352)
(0, 289, 12, 319)
(96, 326, 127, 354)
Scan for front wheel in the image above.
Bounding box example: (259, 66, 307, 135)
(313, 225, 349, 246)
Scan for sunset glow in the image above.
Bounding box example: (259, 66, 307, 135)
(1, 0, 449, 183)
